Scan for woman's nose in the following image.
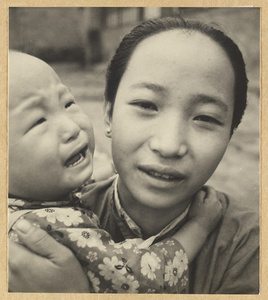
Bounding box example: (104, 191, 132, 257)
(58, 116, 81, 143)
(149, 117, 188, 158)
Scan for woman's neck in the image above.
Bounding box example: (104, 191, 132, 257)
(117, 184, 191, 238)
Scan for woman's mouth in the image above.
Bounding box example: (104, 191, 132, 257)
(65, 146, 88, 168)
(147, 170, 176, 181)
(139, 166, 187, 182)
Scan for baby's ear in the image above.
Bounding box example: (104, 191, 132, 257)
(103, 101, 113, 138)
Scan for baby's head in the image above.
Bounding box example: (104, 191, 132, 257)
(9, 51, 94, 202)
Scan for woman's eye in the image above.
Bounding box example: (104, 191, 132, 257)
(194, 115, 222, 125)
(65, 101, 76, 109)
(132, 101, 158, 111)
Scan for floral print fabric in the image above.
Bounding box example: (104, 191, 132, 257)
(9, 198, 189, 293)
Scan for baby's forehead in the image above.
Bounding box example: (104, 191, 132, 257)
(9, 82, 71, 111)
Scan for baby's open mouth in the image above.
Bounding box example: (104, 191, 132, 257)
(65, 146, 88, 167)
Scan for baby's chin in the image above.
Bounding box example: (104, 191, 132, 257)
(70, 169, 93, 190)
(21, 185, 81, 202)
(9, 169, 94, 202)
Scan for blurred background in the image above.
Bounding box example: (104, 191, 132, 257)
(9, 7, 260, 211)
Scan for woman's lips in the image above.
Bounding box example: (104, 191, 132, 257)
(146, 170, 178, 181)
(65, 146, 88, 167)
(138, 165, 187, 182)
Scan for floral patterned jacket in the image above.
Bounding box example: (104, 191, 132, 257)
(9, 197, 189, 293)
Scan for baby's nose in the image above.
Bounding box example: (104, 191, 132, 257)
(59, 117, 81, 143)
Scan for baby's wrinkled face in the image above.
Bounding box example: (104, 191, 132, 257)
(9, 54, 94, 201)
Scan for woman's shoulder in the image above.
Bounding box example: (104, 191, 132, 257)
(193, 189, 259, 294)
(216, 190, 259, 239)
(217, 190, 258, 219)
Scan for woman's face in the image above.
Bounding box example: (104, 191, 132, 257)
(106, 30, 235, 213)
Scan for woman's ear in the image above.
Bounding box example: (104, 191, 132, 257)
(104, 101, 113, 138)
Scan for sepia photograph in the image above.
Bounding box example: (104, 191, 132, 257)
(7, 6, 260, 296)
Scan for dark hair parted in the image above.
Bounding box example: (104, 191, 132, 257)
(105, 16, 248, 133)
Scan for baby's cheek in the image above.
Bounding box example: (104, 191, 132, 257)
(79, 115, 94, 132)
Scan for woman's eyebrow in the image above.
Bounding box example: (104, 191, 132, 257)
(130, 82, 166, 93)
(191, 94, 229, 112)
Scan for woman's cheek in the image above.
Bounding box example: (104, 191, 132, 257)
(204, 140, 229, 171)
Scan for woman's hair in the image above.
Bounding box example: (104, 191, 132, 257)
(105, 16, 248, 134)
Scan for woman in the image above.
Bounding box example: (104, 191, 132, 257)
(9, 17, 259, 294)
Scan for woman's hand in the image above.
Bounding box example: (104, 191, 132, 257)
(9, 219, 90, 293)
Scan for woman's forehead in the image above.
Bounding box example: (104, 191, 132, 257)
(124, 30, 234, 88)
(133, 30, 229, 65)
(116, 29, 235, 113)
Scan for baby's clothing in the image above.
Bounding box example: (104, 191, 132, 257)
(9, 196, 189, 293)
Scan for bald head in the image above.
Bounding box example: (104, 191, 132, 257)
(9, 51, 60, 109)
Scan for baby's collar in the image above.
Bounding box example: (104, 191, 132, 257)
(8, 194, 80, 209)
(8, 180, 95, 209)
